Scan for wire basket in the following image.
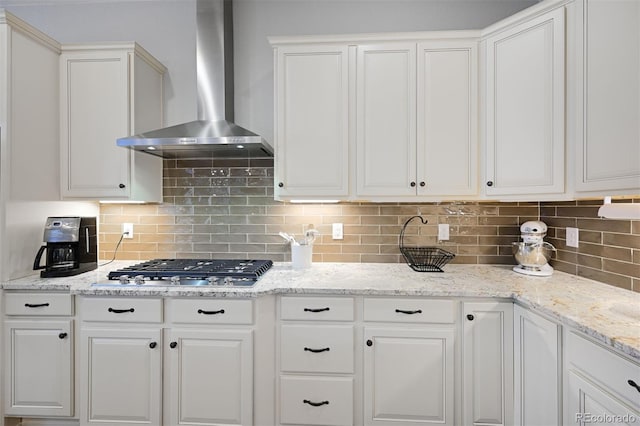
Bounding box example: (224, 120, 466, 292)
(399, 216, 455, 272)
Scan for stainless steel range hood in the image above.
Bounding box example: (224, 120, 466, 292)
(117, 0, 273, 159)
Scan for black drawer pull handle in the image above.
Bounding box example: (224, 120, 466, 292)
(303, 399, 329, 407)
(395, 309, 422, 315)
(304, 307, 330, 313)
(467, 314, 475, 321)
(108, 308, 135, 314)
(366, 339, 373, 347)
(197, 309, 225, 315)
(304, 347, 330, 353)
(25, 303, 49, 308)
(628, 379, 640, 393)
(58, 333, 68, 339)
(149, 342, 157, 349)
(170, 341, 178, 349)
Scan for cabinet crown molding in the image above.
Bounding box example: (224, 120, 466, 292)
(0, 9, 60, 53)
(269, 30, 481, 46)
(60, 41, 167, 73)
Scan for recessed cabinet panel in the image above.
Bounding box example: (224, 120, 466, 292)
(62, 52, 130, 198)
(363, 326, 455, 426)
(4, 320, 73, 417)
(485, 8, 565, 196)
(280, 376, 354, 426)
(417, 41, 478, 196)
(275, 45, 350, 199)
(576, 0, 640, 192)
(357, 43, 416, 196)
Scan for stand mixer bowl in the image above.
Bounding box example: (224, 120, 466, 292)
(512, 242, 555, 269)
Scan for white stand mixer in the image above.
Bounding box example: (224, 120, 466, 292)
(512, 221, 557, 277)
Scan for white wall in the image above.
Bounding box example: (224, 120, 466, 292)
(0, 0, 536, 145)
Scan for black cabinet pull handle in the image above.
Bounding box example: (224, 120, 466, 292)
(149, 342, 157, 349)
(119, 183, 126, 189)
(170, 341, 178, 349)
(410, 181, 416, 187)
(197, 309, 225, 315)
(58, 333, 68, 339)
(304, 347, 330, 353)
(467, 314, 475, 321)
(628, 379, 640, 393)
(395, 309, 422, 315)
(303, 399, 329, 407)
(25, 303, 49, 308)
(278, 182, 284, 188)
(366, 339, 373, 347)
(108, 307, 135, 313)
(304, 307, 330, 313)
(419, 181, 426, 187)
(486, 181, 494, 187)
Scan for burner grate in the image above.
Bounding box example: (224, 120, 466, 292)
(108, 259, 273, 281)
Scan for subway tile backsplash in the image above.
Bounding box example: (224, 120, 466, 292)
(99, 159, 640, 292)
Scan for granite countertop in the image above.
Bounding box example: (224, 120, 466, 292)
(3, 261, 639, 361)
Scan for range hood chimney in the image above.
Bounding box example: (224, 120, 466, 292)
(117, 0, 273, 159)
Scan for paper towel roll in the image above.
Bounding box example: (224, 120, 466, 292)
(597, 203, 640, 220)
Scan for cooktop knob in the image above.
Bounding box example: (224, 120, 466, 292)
(119, 275, 130, 285)
(170, 276, 181, 285)
(134, 275, 145, 285)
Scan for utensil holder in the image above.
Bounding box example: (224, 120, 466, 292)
(292, 244, 312, 269)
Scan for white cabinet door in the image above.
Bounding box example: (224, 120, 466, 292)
(574, 0, 640, 193)
(60, 45, 164, 201)
(3, 319, 73, 417)
(417, 40, 478, 197)
(567, 370, 639, 425)
(357, 42, 417, 197)
(274, 44, 350, 199)
(80, 327, 162, 426)
(363, 326, 455, 426)
(485, 8, 565, 197)
(462, 302, 513, 426)
(513, 305, 561, 426)
(165, 328, 253, 426)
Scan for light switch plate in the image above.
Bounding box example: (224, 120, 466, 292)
(438, 224, 450, 241)
(332, 223, 343, 240)
(566, 227, 579, 248)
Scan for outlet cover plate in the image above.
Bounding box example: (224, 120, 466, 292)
(566, 227, 579, 248)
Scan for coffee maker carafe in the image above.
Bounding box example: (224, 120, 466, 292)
(33, 217, 97, 278)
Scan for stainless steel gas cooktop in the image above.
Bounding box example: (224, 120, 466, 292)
(94, 259, 273, 287)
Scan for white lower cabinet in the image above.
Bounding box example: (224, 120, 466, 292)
(79, 297, 255, 426)
(165, 328, 253, 426)
(278, 296, 356, 426)
(513, 305, 561, 426)
(80, 327, 163, 425)
(462, 301, 513, 426)
(565, 331, 640, 425)
(3, 292, 75, 418)
(363, 298, 456, 426)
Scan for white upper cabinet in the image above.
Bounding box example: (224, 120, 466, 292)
(573, 0, 640, 194)
(60, 43, 165, 201)
(273, 43, 350, 200)
(483, 7, 566, 198)
(357, 39, 478, 199)
(356, 42, 417, 197)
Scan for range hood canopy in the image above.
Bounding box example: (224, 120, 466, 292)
(117, 0, 273, 159)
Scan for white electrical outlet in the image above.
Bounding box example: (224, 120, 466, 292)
(332, 223, 343, 240)
(566, 227, 579, 248)
(122, 223, 134, 239)
(438, 224, 450, 241)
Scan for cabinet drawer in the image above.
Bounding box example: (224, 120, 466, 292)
(169, 298, 253, 325)
(281, 325, 354, 374)
(566, 331, 640, 411)
(5, 292, 73, 316)
(280, 296, 354, 321)
(80, 297, 162, 323)
(280, 376, 353, 426)
(364, 298, 456, 323)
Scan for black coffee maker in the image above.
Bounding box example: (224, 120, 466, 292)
(33, 217, 98, 278)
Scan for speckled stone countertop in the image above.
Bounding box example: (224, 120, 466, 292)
(3, 262, 639, 361)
